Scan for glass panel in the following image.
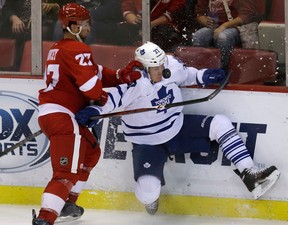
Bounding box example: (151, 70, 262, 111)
(82, 0, 142, 46)
(42, 1, 62, 41)
(148, 0, 286, 87)
(47, 0, 145, 72)
(0, 0, 32, 72)
(0, 0, 286, 87)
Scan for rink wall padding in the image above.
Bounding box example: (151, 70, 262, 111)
(1, 79, 288, 221)
(0, 186, 288, 220)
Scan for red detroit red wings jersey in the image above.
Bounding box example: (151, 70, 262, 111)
(39, 39, 116, 114)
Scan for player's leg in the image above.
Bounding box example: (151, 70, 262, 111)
(132, 144, 167, 215)
(136, 175, 161, 215)
(33, 135, 80, 224)
(175, 114, 280, 199)
(57, 127, 100, 223)
(209, 114, 280, 199)
(33, 114, 94, 225)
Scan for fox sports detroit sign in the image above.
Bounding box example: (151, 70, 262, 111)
(0, 91, 50, 173)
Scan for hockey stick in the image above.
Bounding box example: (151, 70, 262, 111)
(90, 72, 231, 120)
(0, 129, 43, 157)
(0, 73, 230, 157)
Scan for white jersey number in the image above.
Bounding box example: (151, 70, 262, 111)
(44, 64, 60, 91)
(75, 53, 93, 66)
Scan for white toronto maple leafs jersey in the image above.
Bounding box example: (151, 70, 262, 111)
(100, 55, 204, 145)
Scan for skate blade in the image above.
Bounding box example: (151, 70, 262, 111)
(55, 215, 81, 223)
(252, 169, 280, 199)
(32, 209, 37, 219)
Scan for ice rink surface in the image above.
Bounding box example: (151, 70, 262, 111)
(2, 204, 288, 225)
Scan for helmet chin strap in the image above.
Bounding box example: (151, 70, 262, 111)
(67, 26, 83, 42)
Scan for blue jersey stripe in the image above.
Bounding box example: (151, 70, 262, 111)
(123, 117, 177, 136)
(122, 112, 181, 129)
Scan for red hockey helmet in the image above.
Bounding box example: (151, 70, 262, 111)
(58, 3, 90, 27)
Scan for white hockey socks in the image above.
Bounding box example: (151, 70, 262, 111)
(210, 115, 254, 173)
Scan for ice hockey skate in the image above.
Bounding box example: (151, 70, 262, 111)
(32, 209, 51, 225)
(55, 201, 84, 223)
(32, 218, 51, 225)
(235, 165, 280, 199)
(145, 199, 159, 215)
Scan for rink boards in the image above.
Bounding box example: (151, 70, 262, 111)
(0, 78, 288, 220)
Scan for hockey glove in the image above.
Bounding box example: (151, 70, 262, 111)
(94, 90, 108, 106)
(75, 106, 102, 128)
(116, 60, 143, 84)
(196, 68, 227, 86)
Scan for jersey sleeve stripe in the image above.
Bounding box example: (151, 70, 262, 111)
(79, 75, 99, 92)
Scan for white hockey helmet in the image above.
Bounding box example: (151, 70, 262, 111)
(135, 41, 167, 70)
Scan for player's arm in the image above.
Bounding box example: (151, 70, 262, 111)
(75, 79, 145, 128)
(168, 57, 227, 87)
(97, 60, 143, 87)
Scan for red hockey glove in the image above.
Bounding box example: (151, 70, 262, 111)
(116, 60, 143, 84)
(94, 90, 108, 106)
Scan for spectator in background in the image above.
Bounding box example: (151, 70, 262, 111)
(121, 0, 142, 27)
(42, 1, 72, 40)
(70, 0, 187, 48)
(0, 0, 69, 70)
(150, 0, 186, 52)
(0, 0, 6, 32)
(192, 0, 262, 70)
(84, 0, 123, 45)
(0, 0, 32, 70)
(179, 0, 199, 45)
(69, 0, 139, 46)
(118, 0, 187, 51)
(1, 0, 66, 41)
(117, 0, 142, 45)
(75, 0, 101, 10)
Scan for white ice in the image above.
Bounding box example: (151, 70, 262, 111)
(2, 204, 288, 225)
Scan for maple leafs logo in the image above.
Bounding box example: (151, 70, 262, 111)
(151, 86, 175, 113)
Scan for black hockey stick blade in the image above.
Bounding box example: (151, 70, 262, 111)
(0, 129, 43, 157)
(91, 72, 230, 120)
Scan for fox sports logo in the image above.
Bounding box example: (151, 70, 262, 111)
(0, 91, 50, 173)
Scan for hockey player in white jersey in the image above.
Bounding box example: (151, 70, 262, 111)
(76, 41, 280, 215)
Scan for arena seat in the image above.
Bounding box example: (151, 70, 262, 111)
(257, 0, 285, 66)
(174, 46, 277, 84)
(174, 46, 221, 69)
(0, 38, 16, 69)
(258, 0, 284, 23)
(267, 0, 284, 23)
(19, 40, 54, 72)
(228, 48, 277, 84)
(90, 44, 136, 70)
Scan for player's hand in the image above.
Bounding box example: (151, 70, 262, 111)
(197, 68, 227, 86)
(75, 106, 102, 128)
(116, 60, 143, 84)
(94, 90, 108, 106)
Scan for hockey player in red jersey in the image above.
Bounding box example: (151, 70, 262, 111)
(33, 3, 142, 225)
